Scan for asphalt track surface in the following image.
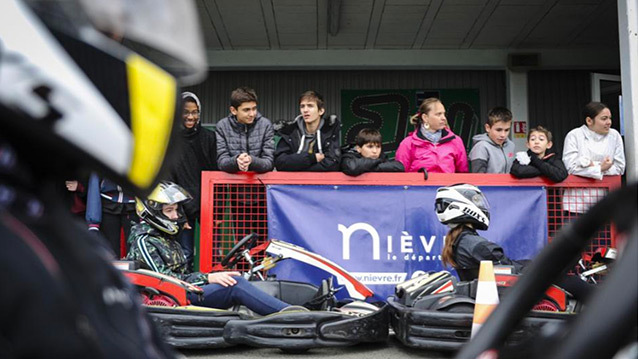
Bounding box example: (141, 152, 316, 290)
(180, 335, 452, 359)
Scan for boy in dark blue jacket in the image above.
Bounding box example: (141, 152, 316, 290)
(341, 128, 404, 176)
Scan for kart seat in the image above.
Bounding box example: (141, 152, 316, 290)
(303, 278, 337, 311)
(249, 280, 319, 306)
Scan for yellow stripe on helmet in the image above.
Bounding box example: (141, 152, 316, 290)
(126, 54, 176, 190)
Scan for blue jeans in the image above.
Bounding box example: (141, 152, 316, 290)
(187, 277, 289, 315)
(177, 219, 195, 268)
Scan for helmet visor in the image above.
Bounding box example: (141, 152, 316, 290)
(459, 187, 490, 211)
(148, 182, 193, 206)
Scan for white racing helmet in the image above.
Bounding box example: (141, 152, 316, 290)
(435, 184, 490, 230)
(0, 0, 206, 197)
(136, 182, 192, 236)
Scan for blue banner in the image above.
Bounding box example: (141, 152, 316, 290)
(267, 185, 547, 300)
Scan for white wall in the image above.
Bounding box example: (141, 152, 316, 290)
(506, 70, 529, 153)
(618, 0, 638, 182)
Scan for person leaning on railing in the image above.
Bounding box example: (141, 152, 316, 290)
(341, 128, 404, 176)
(395, 97, 468, 174)
(469, 107, 515, 174)
(215, 87, 274, 174)
(215, 87, 275, 251)
(562, 102, 625, 214)
(274, 90, 341, 172)
(510, 125, 568, 183)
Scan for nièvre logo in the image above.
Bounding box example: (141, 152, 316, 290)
(338, 222, 443, 262)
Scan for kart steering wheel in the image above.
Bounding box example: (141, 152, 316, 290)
(456, 184, 637, 359)
(221, 233, 259, 268)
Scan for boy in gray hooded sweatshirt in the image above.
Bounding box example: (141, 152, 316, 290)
(469, 107, 516, 173)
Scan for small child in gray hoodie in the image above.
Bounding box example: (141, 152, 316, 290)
(469, 107, 516, 173)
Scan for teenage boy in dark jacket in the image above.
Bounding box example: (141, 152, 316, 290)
(275, 91, 341, 171)
(215, 87, 274, 173)
(341, 128, 404, 176)
(169, 92, 218, 266)
(215, 87, 274, 244)
(510, 125, 568, 183)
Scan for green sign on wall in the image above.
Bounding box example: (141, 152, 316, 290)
(341, 89, 481, 155)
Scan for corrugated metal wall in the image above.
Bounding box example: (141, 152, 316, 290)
(184, 70, 506, 125)
(527, 71, 592, 156)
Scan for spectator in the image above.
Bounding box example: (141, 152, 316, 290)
(469, 107, 515, 173)
(168, 91, 218, 266)
(341, 128, 404, 176)
(215, 87, 274, 246)
(274, 90, 341, 171)
(127, 182, 305, 315)
(510, 126, 568, 183)
(216, 87, 274, 173)
(86, 175, 137, 258)
(64, 178, 88, 218)
(562, 102, 625, 214)
(395, 98, 467, 173)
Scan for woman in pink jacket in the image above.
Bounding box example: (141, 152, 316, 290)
(395, 98, 468, 173)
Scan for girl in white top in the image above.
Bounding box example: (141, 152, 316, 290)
(562, 102, 625, 213)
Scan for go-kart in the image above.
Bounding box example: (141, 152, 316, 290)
(457, 183, 637, 359)
(389, 266, 579, 352)
(391, 184, 636, 358)
(117, 235, 389, 351)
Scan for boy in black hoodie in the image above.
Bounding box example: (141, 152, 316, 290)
(510, 125, 568, 183)
(341, 128, 404, 176)
(169, 92, 218, 266)
(275, 91, 341, 171)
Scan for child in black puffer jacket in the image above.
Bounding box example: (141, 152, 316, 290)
(341, 128, 404, 176)
(510, 125, 568, 183)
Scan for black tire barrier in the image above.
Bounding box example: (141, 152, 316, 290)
(223, 304, 389, 350)
(146, 306, 242, 349)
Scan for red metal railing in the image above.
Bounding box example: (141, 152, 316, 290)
(199, 172, 621, 273)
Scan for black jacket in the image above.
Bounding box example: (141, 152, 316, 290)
(0, 141, 173, 359)
(340, 146, 404, 176)
(510, 149, 568, 183)
(168, 122, 217, 220)
(274, 115, 341, 171)
(452, 227, 524, 282)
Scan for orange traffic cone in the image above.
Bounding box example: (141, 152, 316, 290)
(471, 260, 500, 338)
